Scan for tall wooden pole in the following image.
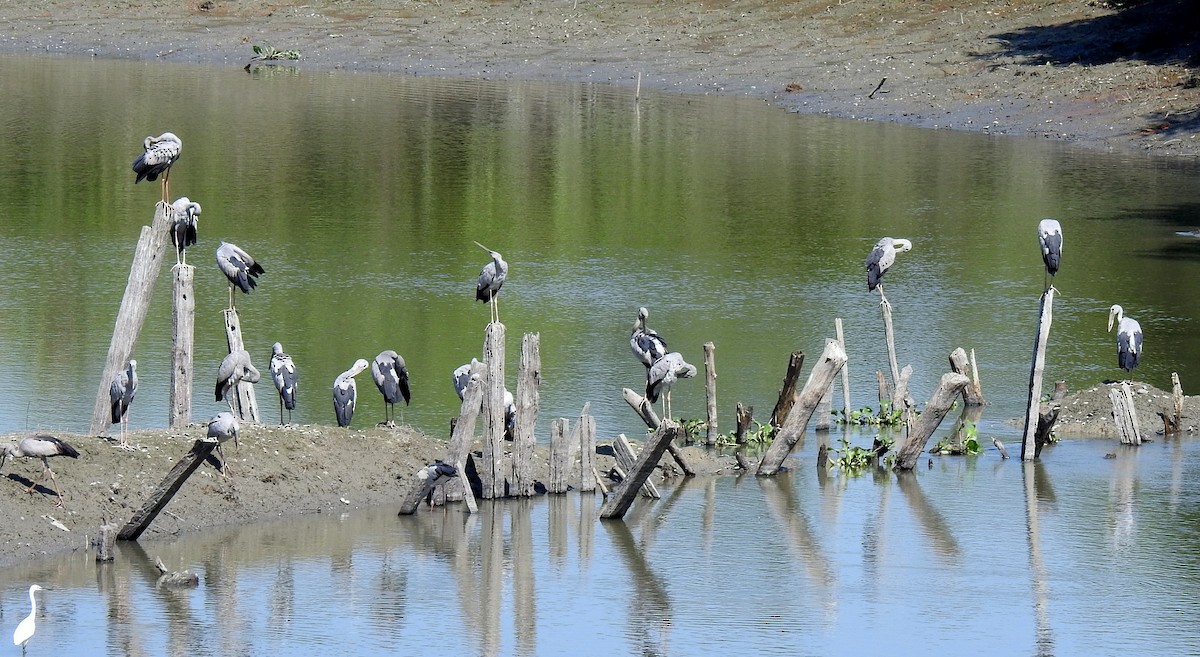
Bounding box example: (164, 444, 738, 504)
(222, 309, 261, 423)
(169, 265, 195, 427)
(91, 203, 172, 435)
(511, 333, 540, 497)
(481, 322, 506, 499)
(703, 342, 718, 447)
(881, 296, 901, 393)
(1021, 287, 1056, 460)
(835, 318, 851, 412)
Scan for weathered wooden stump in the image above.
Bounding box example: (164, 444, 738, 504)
(1034, 380, 1068, 457)
(757, 339, 847, 476)
(949, 347, 986, 406)
(511, 333, 541, 497)
(169, 264, 195, 427)
(769, 351, 805, 430)
(734, 402, 754, 471)
(893, 372, 970, 470)
(548, 418, 571, 494)
(480, 322, 506, 499)
(1021, 287, 1055, 460)
(612, 434, 660, 498)
(600, 421, 682, 519)
(703, 342, 718, 446)
(96, 523, 118, 562)
(1110, 382, 1142, 445)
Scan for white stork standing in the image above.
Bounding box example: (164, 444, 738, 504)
(865, 237, 913, 307)
(132, 131, 182, 205)
(1108, 304, 1143, 376)
(333, 359, 370, 428)
(1037, 219, 1063, 290)
(206, 412, 240, 477)
(474, 241, 508, 325)
(371, 350, 411, 428)
(1, 435, 80, 508)
(269, 342, 298, 425)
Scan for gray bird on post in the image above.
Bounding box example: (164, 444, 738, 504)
(206, 411, 240, 477)
(630, 306, 669, 368)
(1037, 219, 1063, 291)
(646, 352, 697, 421)
(1, 435, 80, 508)
(474, 241, 508, 325)
(169, 197, 200, 267)
(865, 237, 913, 305)
(371, 350, 411, 428)
(216, 241, 264, 311)
(333, 359, 370, 428)
(132, 131, 182, 205)
(269, 342, 297, 425)
(109, 359, 138, 448)
(216, 349, 261, 415)
(1108, 304, 1143, 375)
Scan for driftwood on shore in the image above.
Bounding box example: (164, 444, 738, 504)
(117, 439, 217, 541)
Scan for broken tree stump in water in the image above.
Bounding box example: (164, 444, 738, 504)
(893, 372, 970, 470)
(480, 322, 507, 499)
(769, 351, 805, 430)
(1172, 372, 1185, 432)
(949, 347, 986, 406)
(757, 339, 847, 476)
(118, 439, 217, 541)
(1034, 380, 1068, 457)
(835, 318, 851, 413)
(96, 523, 118, 562)
(1110, 382, 1142, 445)
(548, 418, 572, 494)
(734, 402, 754, 471)
(600, 421, 682, 519)
(703, 342, 718, 446)
(1021, 287, 1056, 461)
(578, 407, 596, 493)
(622, 387, 694, 476)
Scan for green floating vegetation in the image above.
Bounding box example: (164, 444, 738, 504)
(833, 401, 908, 427)
(829, 434, 893, 474)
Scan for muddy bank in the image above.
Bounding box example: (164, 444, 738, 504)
(0, 1, 1196, 158)
(1051, 380, 1196, 437)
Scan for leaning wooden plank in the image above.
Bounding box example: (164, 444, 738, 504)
(757, 339, 847, 476)
(118, 439, 217, 541)
(613, 434, 660, 498)
(91, 203, 172, 435)
(398, 462, 459, 515)
(769, 351, 805, 429)
(600, 421, 682, 519)
(893, 372, 971, 470)
(622, 388, 694, 476)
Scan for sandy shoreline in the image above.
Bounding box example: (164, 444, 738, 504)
(0, 1, 1196, 158)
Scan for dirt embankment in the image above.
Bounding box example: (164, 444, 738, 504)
(0, 0, 1196, 157)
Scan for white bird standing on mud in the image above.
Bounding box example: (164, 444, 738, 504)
(270, 342, 298, 425)
(1, 435, 80, 508)
(333, 359, 370, 428)
(865, 237, 912, 307)
(474, 241, 508, 324)
(132, 131, 181, 205)
(1037, 218, 1062, 290)
(1108, 304, 1143, 376)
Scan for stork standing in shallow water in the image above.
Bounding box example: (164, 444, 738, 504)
(269, 342, 297, 425)
(132, 131, 182, 205)
(474, 241, 508, 324)
(1108, 304, 1143, 377)
(371, 350, 411, 428)
(1, 435, 80, 508)
(333, 359, 370, 428)
(865, 237, 913, 307)
(13, 584, 44, 656)
(630, 307, 669, 369)
(1037, 219, 1063, 291)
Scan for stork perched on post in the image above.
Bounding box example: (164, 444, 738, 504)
(1037, 219, 1063, 291)
(630, 306, 669, 369)
(865, 237, 912, 308)
(169, 196, 200, 267)
(132, 131, 181, 206)
(1, 435, 80, 508)
(474, 241, 508, 325)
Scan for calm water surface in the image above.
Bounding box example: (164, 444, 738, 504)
(2, 54, 1200, 656)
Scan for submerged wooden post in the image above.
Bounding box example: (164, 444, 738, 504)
(222, 309, 261, 423)
(398, 464, 457, 515)
(835, 318, 851, 412)
(734, 403, 754, 471)
(1021, 287, 1056, 461)
(703, 342, 718, 447)
(894, 372, 970, 470)
(90, 202, 172, 435)
(1034, 380, 1068, 456)
(769, 352, 805, 429)
(578, 407, 596, 492)
(511, 333, 541, 497)
(757, 339, 847, 476)
(97, 523, 118, 562)
(548, 418, 571, 494)
(949, 347, 986, 406)
(622, 388, 695, 476)
(169, 265, 195, 427)
(600, 421, 681, 519)
(1110, 382, 1142, 445)
(117, 439, 217, 541)
(481, 322, 506, 499)
(613, 434, 660, 498)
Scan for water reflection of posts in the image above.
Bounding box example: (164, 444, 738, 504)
(169, 265, 194, 427)
(1020, 287, 1056, 460)
(894, 472, 959, 559)
(893, 372, 969, 471)
(758, 474, 833, 589)
(479, 506, 504, 656)
(510, 499, 537, 656)
(757, 339, 847, 476)
(1023, 461, 1055, 656)
(600, 421, 682, 519)
(90, 202, 172, 435)
(603, 521, 674, 656)
(511, 333, 541, 496)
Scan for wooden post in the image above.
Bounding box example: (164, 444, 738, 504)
(612, 435, 660, 498)
(893, 364, 914, 424)
(835, 318, 851, 412)
(97, 523, 118, 562)
(481, 322, 506, 499)
(117, 439, 218, 541)
(1172, 372, 1185, 430)
(578, 408, 596, 492)
(548, 418, 570, 494)
(600, 421, 681, 519)
(881, 298, 901, 390)
(169, 265, 195, 427)
(769, 352, 805, 429)
(969, 348, 985, 404)
(1110, 382, 1142, 445)
(511, 333, 540, 497)
(703, 342, 718, 447)
(949, 347, 986, 406)
(734, 403, 753, 471)
(90, 203, 172, 435)
(1034, 380, 1068, 456)
(443, 363, 483, 513)
(876, 370, 892, 409)
(1021, 287, 1056, 461)
(815, 391, 832, 431)
(893, 372, 970, 470)
(757, 339, 847, 476)
(222, 309, 261, 423)
(621, 388, 695, 476)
